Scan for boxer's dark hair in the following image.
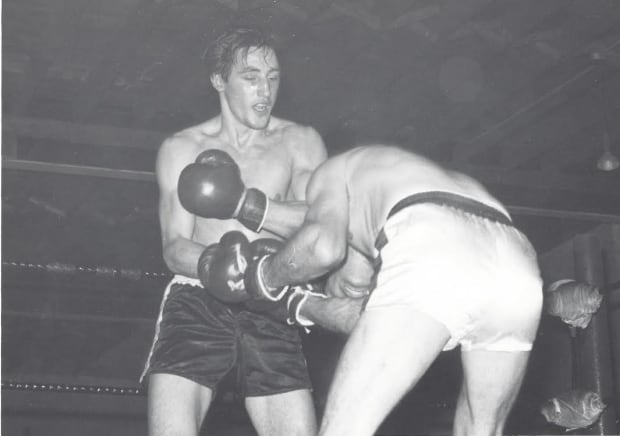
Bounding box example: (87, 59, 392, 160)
(203, 26, 277, 81)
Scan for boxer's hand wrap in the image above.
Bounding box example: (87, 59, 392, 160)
(244, 254, 290, 302)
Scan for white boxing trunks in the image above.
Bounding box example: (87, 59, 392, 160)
(366, 193, 543, 352)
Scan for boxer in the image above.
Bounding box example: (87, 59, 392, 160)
(193, 144, 544, 436)
(142, 26, 327, 436)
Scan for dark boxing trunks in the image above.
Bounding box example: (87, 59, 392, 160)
(141, 277, 311, 397)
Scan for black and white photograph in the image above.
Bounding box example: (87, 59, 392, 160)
(2, 1, 620, 435)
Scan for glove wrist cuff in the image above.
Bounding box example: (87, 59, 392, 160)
(286, 286, 328, 330)
(238, 188, 268, 232)
(245, 255, 290, 302)
(257, 255, 290, 301)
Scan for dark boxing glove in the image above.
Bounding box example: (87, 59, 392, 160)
(177, 149, 268, 232)
(197, 231, 252, 303)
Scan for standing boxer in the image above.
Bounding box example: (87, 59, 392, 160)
(248, 144, 544, 436)
(141, 26, 327, 436)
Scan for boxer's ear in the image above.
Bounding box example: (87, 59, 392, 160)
(211, 74, 225, 92)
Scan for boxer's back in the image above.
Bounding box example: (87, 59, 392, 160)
(314, 145, 508, 257)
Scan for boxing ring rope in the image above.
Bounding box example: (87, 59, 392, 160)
(3, 158, 620, 223)
(1, 381, 144, 396)
(2, 261, 157, 401)
(2, 260, 170, 281)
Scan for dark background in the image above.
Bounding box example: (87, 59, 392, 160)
(3, 0, 620, 434)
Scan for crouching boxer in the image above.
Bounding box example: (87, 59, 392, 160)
(250, 144, 544, 436)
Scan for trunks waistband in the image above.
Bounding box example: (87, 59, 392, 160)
(169, 275, 247, 312)
(388, 191, 512, 224)
(375, 191, 512, 251)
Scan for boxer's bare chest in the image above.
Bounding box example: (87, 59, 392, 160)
(190, 134, 293, 243)
(196, 131, 293, 197)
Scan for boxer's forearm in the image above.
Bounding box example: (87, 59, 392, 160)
(261, 199, 308, 239)
(302, 296, 363, 334)
(264, 221, 345, 288)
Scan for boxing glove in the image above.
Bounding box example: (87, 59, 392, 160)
(197, 231, 252, 303)
(178, 149, 268, 232)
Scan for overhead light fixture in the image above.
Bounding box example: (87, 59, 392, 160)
(596, 133, 619, 171)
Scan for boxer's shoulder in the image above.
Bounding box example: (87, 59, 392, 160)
(277, 120, 326, 164)
(266, 117, 319, 142)
(158, 133, 203, 165)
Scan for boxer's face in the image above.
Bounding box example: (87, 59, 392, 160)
(218, 46, 280, 130)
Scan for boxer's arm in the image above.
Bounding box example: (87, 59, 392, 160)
(260, 200, 309, 239)
(300, 295, 364, 334)
(262, 164, 349, 288)
(326, 246, 376, 299)
(157, 137, 205, 277)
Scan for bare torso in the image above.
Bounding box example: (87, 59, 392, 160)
(188, 117, 295, 245)
(310, 144, 508, 258)
(162, 114, 321, 247)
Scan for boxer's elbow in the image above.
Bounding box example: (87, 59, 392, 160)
(305, 223, 346, 270)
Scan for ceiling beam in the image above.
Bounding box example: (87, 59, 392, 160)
(498, 86, 601, 169)
(454, 64, 601, 161)
(454, 37, 620, 162)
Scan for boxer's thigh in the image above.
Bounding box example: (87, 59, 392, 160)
(454, 349, 531, 435)
(319, 307, 450, 436)
(148, 373, 214, 436)
(246, 389, 317, 436)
